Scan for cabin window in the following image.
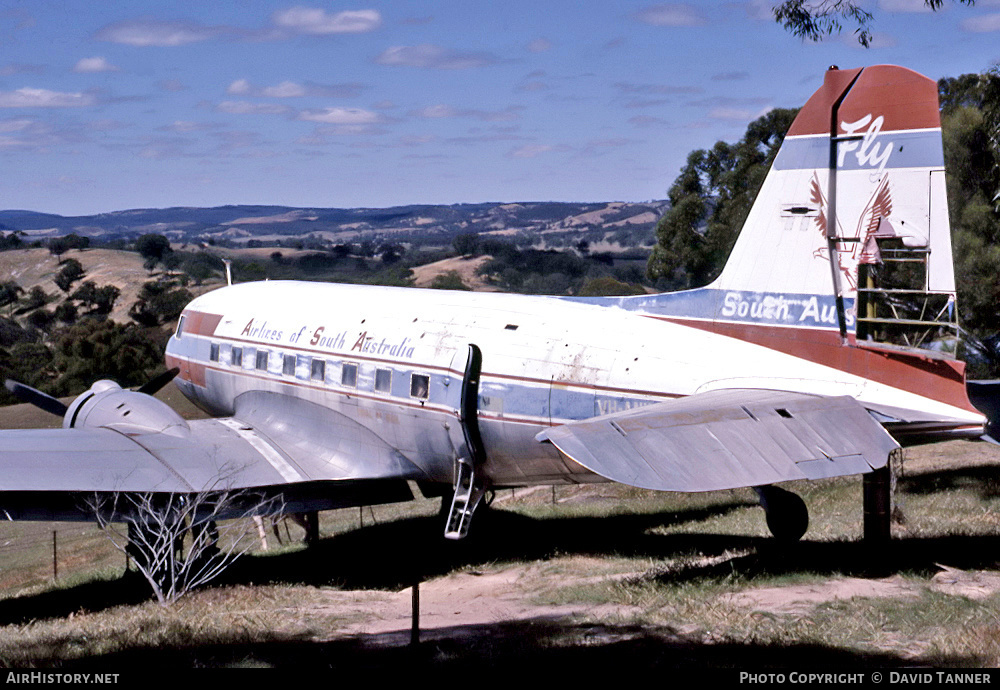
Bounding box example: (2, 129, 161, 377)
(341, 362, 358, 388)
(209, 343, 220, 362)
(231, 347, 243, 367)
(311, 359, 325, 381)
(176, 315, 186, 338)
(410, 374, 430, 400)
(255, 350, 269, 371)
(375, 368, 392, 394)
(282, 354, 295, 376)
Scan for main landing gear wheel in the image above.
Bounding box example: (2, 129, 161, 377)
(755, 485, 809, 542)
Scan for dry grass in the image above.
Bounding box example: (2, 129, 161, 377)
(0, 440, 999, 668)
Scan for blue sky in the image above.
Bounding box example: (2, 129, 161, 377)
(2, 1, 999, 216)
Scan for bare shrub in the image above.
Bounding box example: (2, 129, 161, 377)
(86, 488, 283, 605)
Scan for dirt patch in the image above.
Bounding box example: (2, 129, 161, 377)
(410, 255, 498, 291)
(723, 565, 1000, 617)
(723, 576, 921, 616)
(313, 565, 642, 640)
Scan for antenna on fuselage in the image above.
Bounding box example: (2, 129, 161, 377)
(223, 259, 233, 286)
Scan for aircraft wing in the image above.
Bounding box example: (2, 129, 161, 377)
(536, 389, 899, 492)
(0, 388, 425, 518)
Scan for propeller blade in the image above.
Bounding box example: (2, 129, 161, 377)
(137, 367, 180, 396)
(4, 380, 69, 418)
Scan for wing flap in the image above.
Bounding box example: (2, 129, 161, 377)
(536, 390, 899, 492)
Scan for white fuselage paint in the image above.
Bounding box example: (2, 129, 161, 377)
(165, 281, 984, 489)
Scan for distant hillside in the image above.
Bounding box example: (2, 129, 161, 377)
(0, 201, 667, 250)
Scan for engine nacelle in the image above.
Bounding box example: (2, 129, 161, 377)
(64, 380, 190, 436)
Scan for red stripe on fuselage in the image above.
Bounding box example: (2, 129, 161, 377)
(183, 311, 223, 337)
(655, 316, 977, 414)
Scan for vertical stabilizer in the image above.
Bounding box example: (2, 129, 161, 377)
(714, 65, 954, 335)
(578, 65, 975, 417)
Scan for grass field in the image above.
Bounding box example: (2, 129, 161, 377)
(0, 436, 999, 669)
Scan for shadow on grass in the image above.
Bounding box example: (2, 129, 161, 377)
(6, 493, 1000, 626)
(56, 617, 954, 670)
(224, 499, 761, 590)
(640, 532, 1000, 585)
(899, 465, 1000, 500)
(1, 497, 997, 668)
(0, 499, 751, 625)
(0, 574, 151, 627)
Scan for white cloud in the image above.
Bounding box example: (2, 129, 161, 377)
(0, 118, 84, 149)
(227, 79, 252, 95)
(298, 107, 381, 124)
(743, 0, 774, 21)
(227, 79, 364, 98)
(709, 107, 755, 121)
(161, 121, 214, 133)
(410, 105, 522, 121)
(216, 100, 290, 115)
(614, 81, 702, 96)
(399, 134, 436, 146)
(516, 81, 548, 93)
(95, 19, 224, 46)
(271, 7, 381, 34)
(412, 104, 459, 118)
(633, 4, 707, 27)
(375, 44, 498, 69)
(712, 71, 749, 82)
(0, 64, 45, 77)
(961, 12, 1000, 32)
(73, 57, 119, 73)
(628, 115, 669, 127)
(0, 118, 34, 133)
(527, 38, 552, 53)
(262, 81, 308, 98)
(0, 88, 96, 108)
(509, 144, 558, 158)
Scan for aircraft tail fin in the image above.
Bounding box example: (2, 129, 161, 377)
(599, 65, 956, 345)
(574, 65, 978, 421)
(713, 64, 955, 340)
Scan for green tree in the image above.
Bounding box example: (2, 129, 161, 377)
(577, 276, 647, 297)
(54, 301, 78, 325)
(938, 74, 1000, 375)
(647, 107, 798, 289)
(0, 281, 24, 312)
(453, 233, 480, 257)
(17, 285, 49, 314)
(3, 342, 53, 391)
(54, 259, 85, 293)
(70, 281, 120, 315)
(430, 270, 471, 291)
(135, 234, 173, 272)
(129, 281, 192, 327)
(773, 0, 975, 47)
(50, 320, 164, 396)
(181, 252, 222, 285)
(0, 232, 23, 251)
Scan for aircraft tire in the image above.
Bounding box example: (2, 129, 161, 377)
(757, 485, 808, 542)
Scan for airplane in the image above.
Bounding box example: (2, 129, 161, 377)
(2, 64, 997, 551)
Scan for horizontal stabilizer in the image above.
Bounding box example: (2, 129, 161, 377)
(536, 390, 899, 492)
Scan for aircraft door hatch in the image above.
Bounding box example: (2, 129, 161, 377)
(444, 343, 489, 539)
